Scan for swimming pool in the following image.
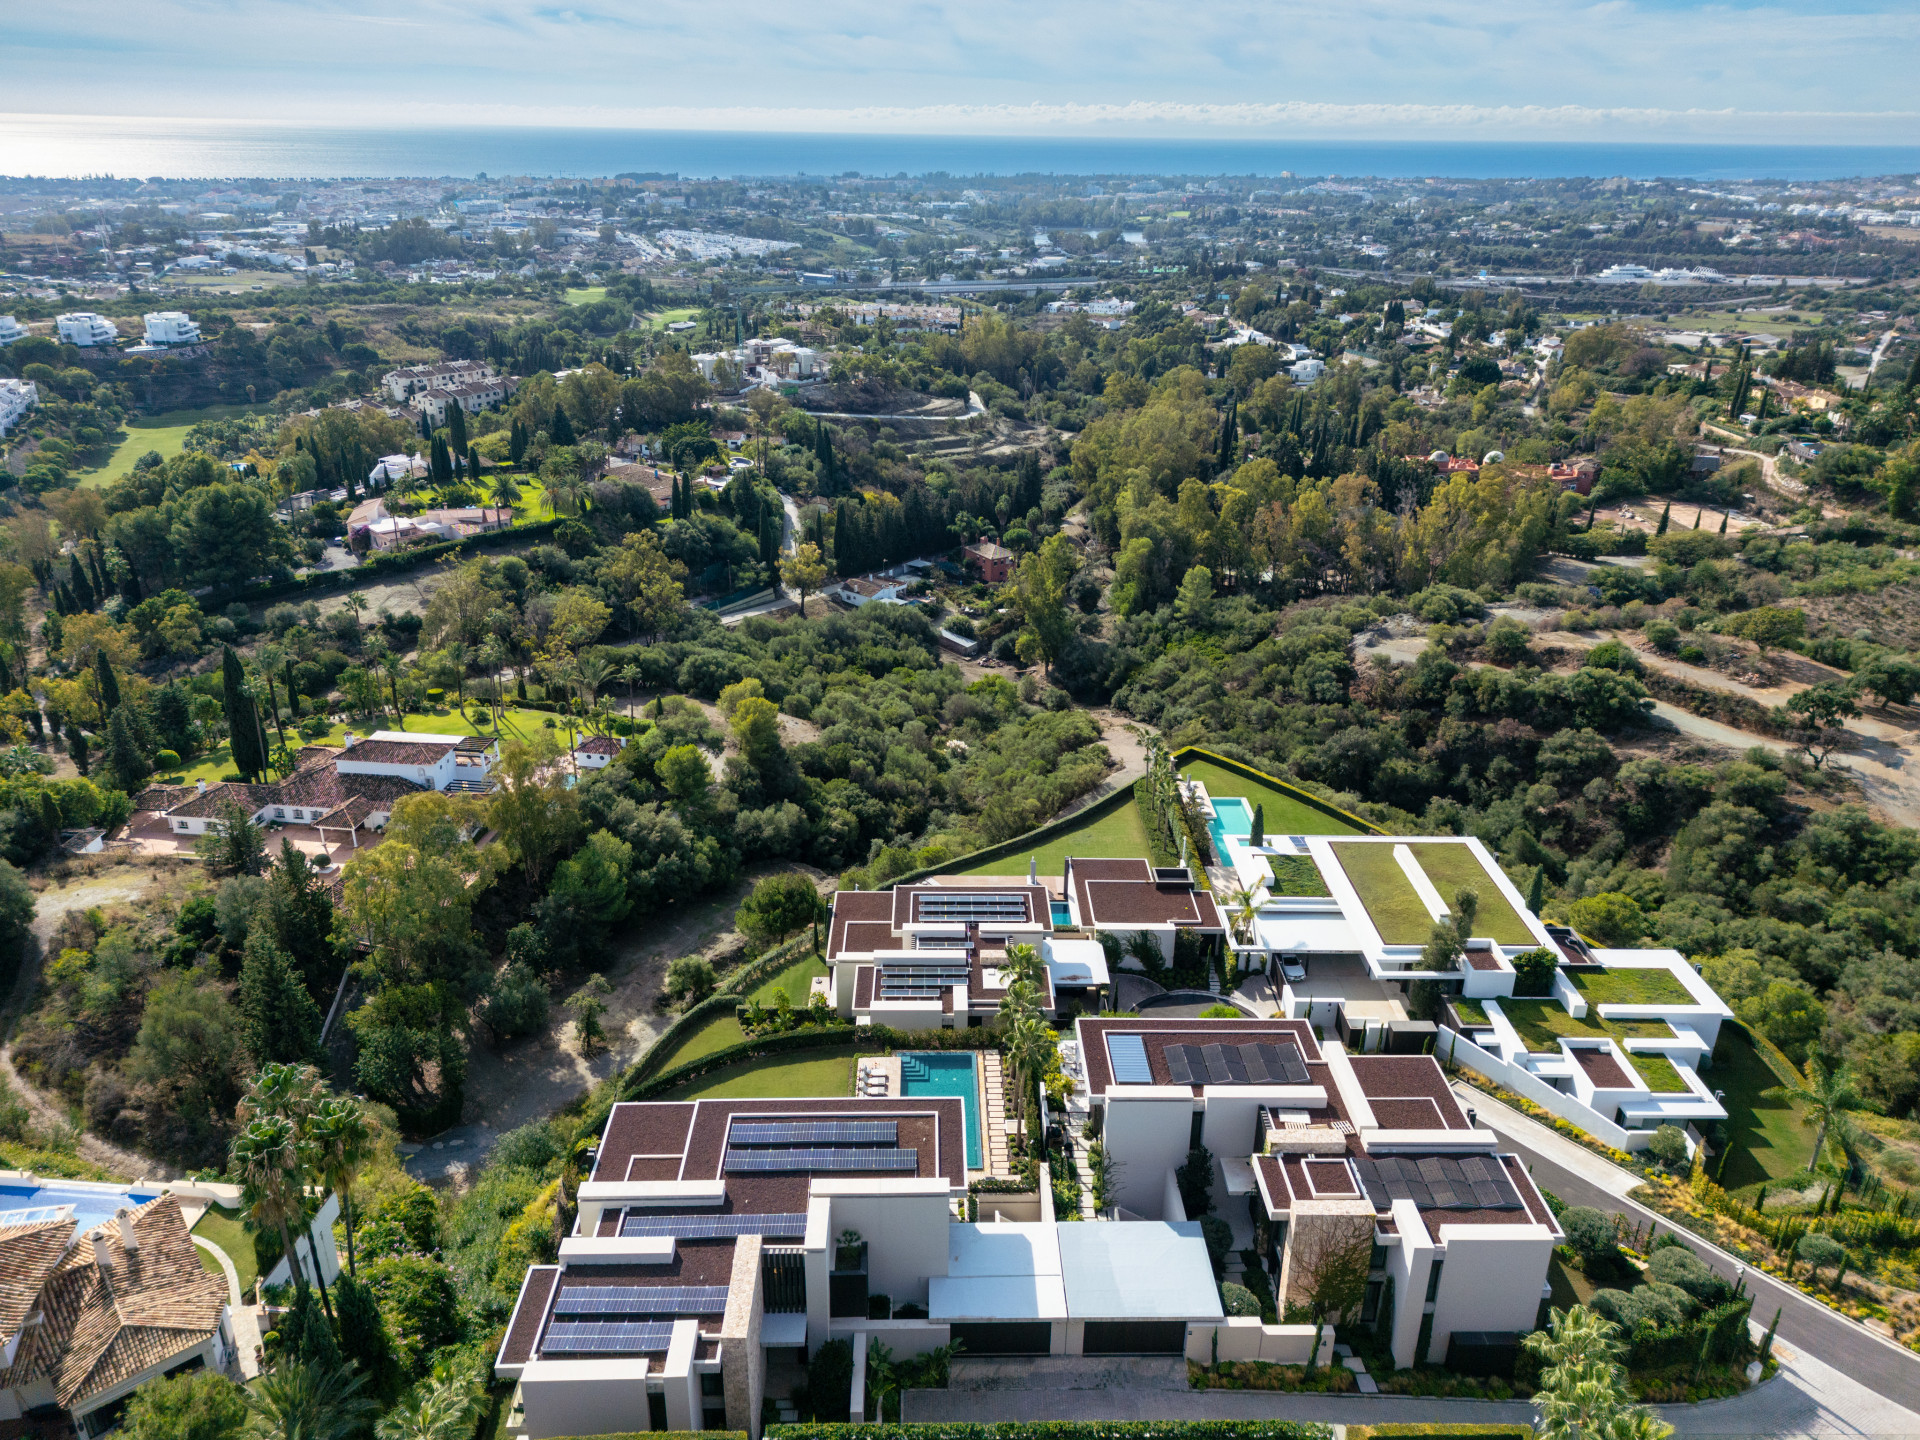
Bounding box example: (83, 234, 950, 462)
(1207, 795, 1256, 861)
(1050, 900, 1072, 926)
(0, 1181, 159, 1231)
(899, 1052, 983, 1170)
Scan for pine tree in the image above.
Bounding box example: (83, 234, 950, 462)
(104, 708, 150, 791)
(94, 650, 121, 715)
(222, 645, 263, 782)
(1655, 502, 1671, 536)
(237, 931, 323, 1065)
(550, 403, 576, 446)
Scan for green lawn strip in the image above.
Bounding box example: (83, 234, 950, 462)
(749, 954, 828, 1007)
(1711, 1024, 1816, 1191)
(1499, 998, 1611, 1051)
(1630, 1052, 1690, 1094)
(1266, 854, 1331, 897)
(1175, 758, 1366, 836)
(190, 1204, 260, 1295)
(1612, 1020, 1678, 1040)
(74, 404, 272, 489)
(1330, 842, 1433, 944)
(1572, 968, 1692, 1006)
(659, 1050, 855, 1100)
(1406, 843, 1533, 944)
(658, 1015, 749, 1070)
(1453, 997, 1491, 1025)
(564, 287, 609, 306)
(960, 797, 1151, 876)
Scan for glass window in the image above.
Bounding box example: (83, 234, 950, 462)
(1426, 1258, 1445, 1302)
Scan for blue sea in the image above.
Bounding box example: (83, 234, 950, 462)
(3, 115, 1917, 183)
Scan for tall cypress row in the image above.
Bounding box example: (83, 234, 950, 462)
(222, 645, 262, 782)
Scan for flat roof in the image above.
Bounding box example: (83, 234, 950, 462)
(929, 1223, 1067, 1321)
(1057, 1221, 1223, 1321)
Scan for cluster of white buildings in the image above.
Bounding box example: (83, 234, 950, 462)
(0, 316, 26, 346)
(48, 311, 202, 348)
(380, 359, 518, 420)
(692, 338, 822, 390)
(0, 378, 38, 437)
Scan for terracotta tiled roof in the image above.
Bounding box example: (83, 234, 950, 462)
(340, 739, 454, 765)
(0, 1197, 226, 1408)
(164, 782, 278, 820)
(130, 785, 196, 814)
(0, 1214, 75, 1347)
(575, 735, 622, 755)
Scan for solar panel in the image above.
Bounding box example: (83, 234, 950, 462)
(1106, 1033, 1152, 1085)
(552, 1286, 731, 1316)
(543, 1320, 678, 1355)
(729, 1120, 899, 1147)
(878, 959, 971, 999)
(1164, 1041, 1310, 1086)
(619, 1211, 809, 1239)
(723, 1147, 919, 1174)
(1352, 1155, 1522, 1212)
(912, 892, 1031, 923)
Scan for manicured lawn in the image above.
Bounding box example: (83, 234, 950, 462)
(1266, 854, 1330, 898)
(659, 1049, 855, 1100)
(750, 953, 828, 1007)
(1711, 1023, 1816, 1192)
(1613, 1021, 1678, 1040)
(1499, 998, 1611, 1051)
(661, 1014, 748, 1071)
(74, 404, 272, 490)
(564, 286, 609, 306)
(1330, 842, 1433, 944)
(1407, 843, 1533, 944)
(1452, 997, 1491, 1025)
(1572, 968, 1692, 1006)
(961, 797, 1151, 877)
(190, 1204, 260, 1296)
(1630, 1052, 1690, 1094)
(642, 307, 701, 329)
(1176, 758, 1367, 837)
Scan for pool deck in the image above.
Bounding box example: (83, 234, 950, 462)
(980, 1051, 1013, 1177)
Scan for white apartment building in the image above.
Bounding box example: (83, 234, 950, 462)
(142, 311, 202, 346)
(0, 378, 38, 437)
(1290, 357, 1327, 384)
(0, 316, 26, 346)
(409, 374, 516, 423)
(382, 359, 496, 402)
(56, 312, 118, 347)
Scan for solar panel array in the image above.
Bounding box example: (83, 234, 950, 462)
(552, 1286, 730, 1316)
(723, 1147, 919, 1174)
(729, 1120, 898, 1147)
(543, 1320, 678, 1355)
(1352, 1154, 1523, 1211)
(618, 1211, 809, 1239)
(911, 892, 1031, 924)
(1165, 1042, 1310, 1087)
(878, 957, 971, 999)
(1106, 1033, 1153, 1084)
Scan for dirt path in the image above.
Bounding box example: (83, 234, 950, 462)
(2, 864, 179, 1180)
(455, 862, 836, 1141)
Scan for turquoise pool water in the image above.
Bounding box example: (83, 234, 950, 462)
(900, 1052, 983, 1170)
(1207, 795, 1256, 860)
(1050, 900, 1072, 926)
(0, 1182, 158, 1231)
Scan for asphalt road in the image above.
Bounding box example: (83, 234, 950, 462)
(1491, 1120, 1920, 1411)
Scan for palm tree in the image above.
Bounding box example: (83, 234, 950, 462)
(478, 637, 510, 731)
(1004, 1015, 1054, 1138)
(489, 470, 522, 513)
(230, 1115, 313, 1301)
(1224, 884, 1260, 946)
(1765, 1053, 1862, 1171)
(307, 1096, 373, 1279)
(575, 653, 613, 718)
(1523, 1305, 1668, 1440)
(240, 1065, 333, 1319)
(375, 1356, 486, 1440)
(617, 663, 640, 718)
(244, 1359, 377, 1440)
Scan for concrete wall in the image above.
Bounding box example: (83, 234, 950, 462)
(827, 1193, 951, 1310)
(720, 1240, 764, 1436)
(1438, 1027, 1647, 1152)
(826, 1317, 953, 1357)
(517, 1359, 652, 1439)
(1385, 1197, 1435, 1371)
(1199, 1094, 1267, 1170)
(1104, 1092, 1196, 1220)
(1427, 1224, 1556, 1365)
(262, 1192, 343, 1289)
(1185, 1318, 1335, 1366)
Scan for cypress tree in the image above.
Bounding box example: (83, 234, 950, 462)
(37, 791, 62, 846)
(510, 416, 527, 464)
(1719, 511, 1729, 535)
(833, 503, 853, 576)
(69, 556, 94, 613)
(551, 404, 576, 446)
(1527, 867, 1546, 917)
(104, 708, 150, 791)
(222, 645, 263, 782)
(418, 410, 432, 441)
(1655, 502, 1670, 536)
(86, 546, 108, 600)
(446, 399, 469, 460)
(64, 723, 89, 777)
(0, 649, 10, 694)
(237, 931, 323, 1066)
(94, 650, 120, 714)
(119, 552, 143, 606)
(1693, 509, 1703, 530)
(333, 1273, 400, 1401)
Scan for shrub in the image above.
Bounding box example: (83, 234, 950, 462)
(1221, 1282, 1262, 1316)
(1198, 1214, 1233, 1273)
(1560, 1206, 1618, 1269)
(1646, 1123, 1690, 1170)
(1649, 1243, 1730, 1304)
(665, 955, 718, 1005)
(1644, 619, 1680, 653)
(1510, 947, 1557, 998)
(1795, 1232, 1846, 1276)
(805, 1339, 854, 1423)
(155, 749, 181, 771)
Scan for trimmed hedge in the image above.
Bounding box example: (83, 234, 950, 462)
(769, 1427, 1332, 1440)
(550, 1434, 743, 1440)
(883, 783, 1142, 889)
(1352, 1429, 1533, 1440)
(1173, 745, 1386, 835)
(626, 932, 822, 1086)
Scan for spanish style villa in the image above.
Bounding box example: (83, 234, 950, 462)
(130, 732, 499, 849)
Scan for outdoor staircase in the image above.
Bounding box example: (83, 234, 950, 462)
(979, 1051, 1013, 1176)
(900, 1055, 933, 1086)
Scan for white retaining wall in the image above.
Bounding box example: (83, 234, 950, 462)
(1436, 1028, 1647, 1152)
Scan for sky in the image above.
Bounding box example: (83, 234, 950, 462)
(5, 0, 1919, 143)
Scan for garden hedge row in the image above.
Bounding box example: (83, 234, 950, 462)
(1352, 1428, 1533, 1440)
(884, 783, 1142, 889)
(626, 933, 822, 1085)
(768, 1426, 1332, 1440)
(624, 1022, 1003, 1103)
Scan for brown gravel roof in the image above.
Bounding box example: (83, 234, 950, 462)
(1076, 1016, 1322, 1096)
(499, 1265, 559, 1365)
(1572, 1046, 1633, 1089)
(829, 891, 894, 959)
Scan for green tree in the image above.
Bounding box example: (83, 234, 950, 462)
(307, 1096, 374, 1278)
(779, 540, 829, 617)
(656, 743, 711, 805)
(241, 1360, 374, 1440)
(664, 954, 718, 1005)
(374, 1356, 487, 1440)
(567, 974, 612, 1053)
(196, 800, 268, 878)
(549, 828, 634, 934)
(1010, 533, 1078, 675)
(1568, 892, 1647, 947)
(1764, 1054, 1861, 1171)
(104, 706, 151, 791)
(1780, 681, 1861, 769)
(1524, 1305, 1671, 1440)
(332, 1272, 401, 1402)
(238, 932, 324, 1066)
(230, 1114, 316, 1299)
(736, 871, 826, 952)
(95, 647, 122, 714)
(221, 645, 265, 781)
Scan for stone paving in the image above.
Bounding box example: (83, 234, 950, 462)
(980, 1050, 1013, 1176)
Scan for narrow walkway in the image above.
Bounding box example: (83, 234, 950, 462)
(979, 1051, 1013, 1176)
(191, 1233, 264, 1379)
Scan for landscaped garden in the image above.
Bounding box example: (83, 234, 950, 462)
(1266, 854, 1331, 897)
(1176, 757, 1367, 837)
(190, 1203, 260, 1295)
(1629, 1052, 1690, 1094)
(1572, 967, 1694, 1006)
(1329, 841, 1432, 943)
(1708, 1023, 1815, 1191)
(959, 793, 1151, 877)
(1498, 998, 1612, 1050)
